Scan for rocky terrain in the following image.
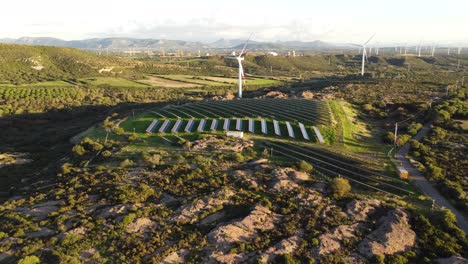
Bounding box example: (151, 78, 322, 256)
(1, 139, 467, 263)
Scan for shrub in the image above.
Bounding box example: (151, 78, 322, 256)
(121, 213, 136, 226)
(387, 254, 408, 264)
(101, 150, 112, 157)
(119, 159, 135, 168)
(72, 145, 86, 156)
(128, 133, 138, 141)
(297, 160, 313, 173)
(275, 254, 299, 264)
(329, 178, 351, 199)
(232, 153, 245, 163)
(18, 256, 40, 264)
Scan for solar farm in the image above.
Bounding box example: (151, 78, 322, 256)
(134, 98, 331, 142)
(121, 98, 413, 196)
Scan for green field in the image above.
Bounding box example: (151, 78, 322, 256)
(160, 75, 281, 87)
(79, 77, 149, 88)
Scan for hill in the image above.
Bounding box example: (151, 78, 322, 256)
(0, 43, 135, 84)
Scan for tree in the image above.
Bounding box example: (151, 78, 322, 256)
(329, 177, 351, 199)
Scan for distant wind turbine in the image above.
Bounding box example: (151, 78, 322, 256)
(417, 41, 422, 57)
(350, 34, 376, 76)
(431, 44, 436, 57)
(226, 35, 252, 98)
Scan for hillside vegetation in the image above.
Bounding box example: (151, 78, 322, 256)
(0, 44, 136, 84)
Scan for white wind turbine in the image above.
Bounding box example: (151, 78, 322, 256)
(226, 35, 252, 98)
(350, 34, 375, 76)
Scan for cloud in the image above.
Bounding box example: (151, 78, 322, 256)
(91, 18, 339, 43)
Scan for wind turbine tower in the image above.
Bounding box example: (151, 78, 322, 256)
(226, 36, 251, 98)
(351, 34, 375, 76)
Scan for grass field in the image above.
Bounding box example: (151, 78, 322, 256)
(79, 77, 149, 88)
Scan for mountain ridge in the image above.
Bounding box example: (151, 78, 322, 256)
(0, 36, 342, 51)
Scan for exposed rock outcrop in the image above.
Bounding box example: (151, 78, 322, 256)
(173, 188, 235, 224)
(208, 205, 279, 249)
(16, 200, 62, 220)
(318, 224, 363, 255)
(270, 167, 309, 192)
(126, 218, 157, 233)
(346, 198, 381, 222)
(436, 256, 468, 264)
(260, 230, 304, 262)
(192, 136, 254, 152)
(358, 208, 416, 258)
(161, 249, 190, 264)
(206, 205, 280, 262)
(26, 227, 54, 238)
(232, 169, 258, 189)
(97, 203, 142, 218)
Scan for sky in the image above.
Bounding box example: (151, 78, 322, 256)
(1, 0, 467, 44)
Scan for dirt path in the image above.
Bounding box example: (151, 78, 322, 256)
(395, 121, 468, 234)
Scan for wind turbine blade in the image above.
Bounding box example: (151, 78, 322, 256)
(239, 33, 253, 57)
(364, 33, 376, 45)
(348, 43, 362, 47)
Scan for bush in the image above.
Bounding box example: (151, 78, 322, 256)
(121, 213, 136, 226)
(387, 254, 408, 264)
(101, 150, 112, 158)
(72, 145, 86, 156)
(297, 160, 313, 173)
(119, 159, 135, 168)
(329, 178, 351, 199)
(18, 256, 40, 264)
(275, 254, 299, 264)
(232, 153, 245, 163)
(128, 133, 138, 141)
